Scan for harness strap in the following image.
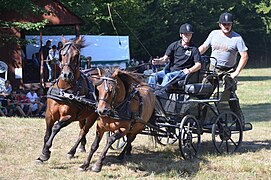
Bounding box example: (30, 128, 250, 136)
(112, 86, 143, 121)
(47, 86, 96, 109)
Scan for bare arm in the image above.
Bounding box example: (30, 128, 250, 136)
(152, 54, 169, 65)
(198, 44, 209, 55)
(183, 62, 201, 74)
(231, 51, 248, 79)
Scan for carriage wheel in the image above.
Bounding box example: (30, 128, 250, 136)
(179, 115, 201, 160)
(107, 131, 127, 151)
(212, 111, 243, 154)
(154, 126, 178, 146)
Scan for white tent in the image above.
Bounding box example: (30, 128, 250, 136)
(26, 35, 130, 69)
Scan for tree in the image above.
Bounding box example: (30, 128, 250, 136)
(0, 0, 48, 46)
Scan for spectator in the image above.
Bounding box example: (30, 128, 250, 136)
(39, 40, 51, 81)
(57, 41, 63, 62)
(16, 90, 32, 116)
(26, 87, 45, 117)
(137, 60, 146, 73)
(0, 104, 7, 116)
(6, 91, 26, 117)
(0, 80, 12, 110)
(0, 80, 12, 97)
(32, 53, 40, 67)
(143, 64, 153, 76)
(39, 40, 51, 60)
(46, 45, 60, 81)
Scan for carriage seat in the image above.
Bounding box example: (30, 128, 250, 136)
(166, 56, 217, 97)
(183, 83, 214, 96)
(167, 70, 215, 98)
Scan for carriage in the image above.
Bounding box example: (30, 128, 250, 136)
(108, 56, 253, 160)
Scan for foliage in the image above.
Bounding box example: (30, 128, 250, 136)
(0, 0, 48, 46)
(0, 0, 271, 65)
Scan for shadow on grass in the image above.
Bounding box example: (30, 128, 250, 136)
(47, 139, 270, 176)
(242, 103, 271, 123)
(198, 139, 271, 156)
(240, 140, 271, 152)
(238, 76, 271, 82)
(101, 146, 206, 177)
(100, 138, 271, 177)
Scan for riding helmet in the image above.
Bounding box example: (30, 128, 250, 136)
(179, 23, 194, 34)
(218, 12, 234, 23)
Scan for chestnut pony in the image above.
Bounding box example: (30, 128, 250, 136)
(35, 37, 99, 163)
(79, 69, 156, 172)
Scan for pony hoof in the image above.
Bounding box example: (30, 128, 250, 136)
(91, 164, 102, 172)
(67, 153, 74, 160)
(38, 153, 50, 162)
(78, 147, 86, 153)
(34, 158, 44, 164)
(78, 164, 88, 171)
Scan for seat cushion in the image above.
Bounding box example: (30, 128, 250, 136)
(184, 83, 214, 95)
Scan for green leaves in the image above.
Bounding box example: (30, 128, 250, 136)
(1, 0, 271, 61)
(0, 20, 48, 31)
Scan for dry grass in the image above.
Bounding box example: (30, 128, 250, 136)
(0, 68, 271, 179)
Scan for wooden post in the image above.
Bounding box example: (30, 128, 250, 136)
(39, 30, 44, 88)
(75, 25, 80, 37)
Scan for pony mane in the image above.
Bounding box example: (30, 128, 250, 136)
(117, 70, 146, 87)
(68, 36, 86, 50)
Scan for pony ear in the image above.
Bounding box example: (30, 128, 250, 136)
(62, 35, 67, 44)
(112, 68, 120, 77)
(75, 36, 82, 44)
(97, 67, 102, 76)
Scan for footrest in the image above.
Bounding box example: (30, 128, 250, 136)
(243, 122, 253, 131)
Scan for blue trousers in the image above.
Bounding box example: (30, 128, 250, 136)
(148, 70, 186, 87)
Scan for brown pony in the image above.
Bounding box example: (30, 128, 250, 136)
(79, 69, 156, 172)
(35, 37, 100, 163)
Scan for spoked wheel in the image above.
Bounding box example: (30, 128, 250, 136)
(154, 126, 178, 146)
(212, 111, 243, 154)
(107, 131, 127, 151)
(179, 115, 201, 160)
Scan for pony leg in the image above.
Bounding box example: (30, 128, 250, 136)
(67, 120, 87, 159)
(67, 113, 98, 159)
(118, 123, 146, 160)
(36, 118, 72, 162)
(35, 119, 53, 163)
(117, 134, 136, 160)
(79, 127, 103, 171)
(79, 113, 98, 152)
(91, 130, 124, 172)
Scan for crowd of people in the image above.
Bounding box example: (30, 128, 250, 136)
(39, 40, 63, 82)
(0, 81, 46, 117)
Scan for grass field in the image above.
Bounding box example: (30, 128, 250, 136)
(0, 68, 270, 179)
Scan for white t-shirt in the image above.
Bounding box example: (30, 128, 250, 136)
(48, 49, 59, 60)
(203, 30, 248, 68)
(26, 92, 38, 103)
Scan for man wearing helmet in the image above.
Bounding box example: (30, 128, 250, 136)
(199, 12, 248, 78)
(148, 23, 201, 87)
(198, 12, 248, 125)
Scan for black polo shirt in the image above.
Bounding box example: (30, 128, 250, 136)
(165, 40, 200, 72)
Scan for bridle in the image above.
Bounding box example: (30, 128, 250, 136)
(60, 41, 81, 82)
(97, 76, 118, 109)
